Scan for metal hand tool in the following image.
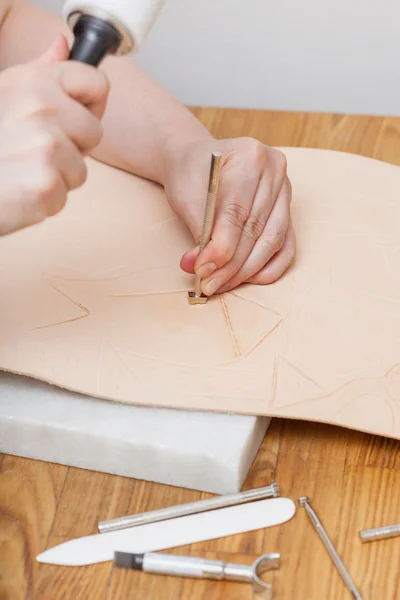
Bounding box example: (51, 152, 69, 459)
(188, 150, 222, 305)
(298, 496, 363, 600)
(114, 550, 280, 598)
(360, 522, 400, 543)
(98, 481, 280, 533)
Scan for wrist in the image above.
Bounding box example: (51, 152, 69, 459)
(157, 114, 214, 186)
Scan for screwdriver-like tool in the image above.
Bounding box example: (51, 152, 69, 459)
(115, 550, 280, 598)
(299, 497, 363, 600)
(99, 482, 280, 533)
(188, 151, 222, 305)
(360, 522, 400, 543)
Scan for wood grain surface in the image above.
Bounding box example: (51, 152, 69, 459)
(1, 109, 400, 600)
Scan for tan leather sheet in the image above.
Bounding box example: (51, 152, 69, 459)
(1, 147, 399, 439)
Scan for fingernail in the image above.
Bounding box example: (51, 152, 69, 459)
(203, 277, 222, 296)
(196, 262, 217, 279)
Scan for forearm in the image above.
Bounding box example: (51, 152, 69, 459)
(0, 0, 213, 184)
(91, 57, 213, 183)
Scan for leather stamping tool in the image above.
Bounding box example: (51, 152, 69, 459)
(299, 496, 363, 600)
(360, 522, 400, 543)
(188, 151, 222, 305)
(99, 481, 280, 533)
(115, 550, 280, 599)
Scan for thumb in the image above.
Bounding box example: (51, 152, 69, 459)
(167, 146, 217, 274)
(34, 35, 70, 65)
(180, 245, 199, 275)
(175, 198, 205, 275)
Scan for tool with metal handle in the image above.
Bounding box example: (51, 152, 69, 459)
(299, 497, 363, 600)
(64, 0, 166, 66)
(114, 550, 280, 598)
(360, 522, 400, 543)
(188, 151, 222, 305)
(98, 481, 279, 533)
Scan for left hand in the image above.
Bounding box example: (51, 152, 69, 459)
(163, 137, 296, 295)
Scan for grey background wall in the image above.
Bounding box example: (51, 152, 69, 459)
(32, 0, 399, 116)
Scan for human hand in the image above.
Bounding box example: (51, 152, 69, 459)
(163, 137, 295, 295)
(0, 36, 109, 235)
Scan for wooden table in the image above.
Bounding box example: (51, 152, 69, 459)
(1, 108, 400, 600)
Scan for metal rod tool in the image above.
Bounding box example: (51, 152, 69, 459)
(188, 151, 222, 305)
(298, 497, 363, 600)
(98, 481, 279, 533)
(360, 522, 400, 543)
(114, 550, 280, 598)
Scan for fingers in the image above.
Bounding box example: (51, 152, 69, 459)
(193, 143, 290, 296)
(33, 125, 88, 192)
(31, 120, 88, 193)
(56, 96, 104, 152)
(174, 140, 293, 292)
(199, 171, 283, 295)
(180, 245, 199, 274)
(247, 220, 296, 284)
(53, 133, 88, 191)
(27, 39, 109, 152)
(34, 35, 70, 65)
(36, 172, 68, 219)
(2, 161, 68, 235)
(56, 62, 109, 151)
(57, 61, 110, 119)
(0, 120, 87, 236)
(204, 175, 292, 294)
(194, 145, 262, 275)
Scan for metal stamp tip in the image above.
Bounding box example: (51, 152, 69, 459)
(271, 482, 280, 498)
(187, 291, 208, 305)
(298, 496, 310, 506)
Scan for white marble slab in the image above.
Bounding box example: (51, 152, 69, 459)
(0, 372, 270, 494)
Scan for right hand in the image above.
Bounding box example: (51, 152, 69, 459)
(0, 35, 109, 235)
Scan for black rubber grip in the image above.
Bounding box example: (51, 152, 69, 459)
(68, 14, 122, 66)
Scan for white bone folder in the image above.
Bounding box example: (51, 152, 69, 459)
(36, 498, 296, 566)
